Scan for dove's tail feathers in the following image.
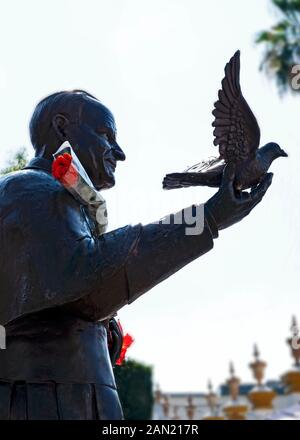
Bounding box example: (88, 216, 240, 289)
(163, 167, 224, 190)
(184, 156, 223, 173)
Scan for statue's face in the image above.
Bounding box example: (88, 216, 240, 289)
(67, 98, 125, 190)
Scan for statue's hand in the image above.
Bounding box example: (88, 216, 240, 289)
(205, 163, 273, 231)
(108, 317, 123, 366)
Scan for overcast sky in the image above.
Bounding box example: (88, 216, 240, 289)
(0, 0, 299, 393)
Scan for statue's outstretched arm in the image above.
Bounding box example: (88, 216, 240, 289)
(66, 205, 217, 321)
(0, 165, 271, 325)
(69, 163, 272, 321)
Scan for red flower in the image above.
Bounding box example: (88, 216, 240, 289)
(52, 153, 78, 186)
(116, 332, 134, 366)
(115, 320, 134, 366)
(52, 153, 72, 178)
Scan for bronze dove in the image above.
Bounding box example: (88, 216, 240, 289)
(163, 50, 287, 191)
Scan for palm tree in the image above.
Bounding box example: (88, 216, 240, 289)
(256, 0, 300, 95)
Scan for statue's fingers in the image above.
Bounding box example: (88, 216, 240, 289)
(239, 191, 250, 202)
(222, 163, 235, 184)
(221, 163, 236, 196)
(111, 328, 122, 347)
(109, 318, 119, 331)
(234, 188, 251, 201)
(249, 173, 273, 205)
(110, 329, 123, 364)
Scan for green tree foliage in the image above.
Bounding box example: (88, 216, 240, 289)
(114, 359, 154, 420)
(1, 147, 28, 174)
(256, 0, 300, 95)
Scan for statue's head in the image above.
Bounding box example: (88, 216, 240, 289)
(29, 90, 125, 190)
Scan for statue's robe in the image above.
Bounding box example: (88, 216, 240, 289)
(0, 157, 216, 419)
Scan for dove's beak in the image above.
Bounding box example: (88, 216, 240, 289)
(280, 149, 288, 157)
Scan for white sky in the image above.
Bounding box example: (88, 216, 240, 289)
(0, 0, 299, 393)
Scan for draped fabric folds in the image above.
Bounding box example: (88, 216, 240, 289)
(0, 381, 122, 420)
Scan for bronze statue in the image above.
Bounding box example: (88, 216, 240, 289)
(163, 51, 287, 191)
(0, 84, 272, 419)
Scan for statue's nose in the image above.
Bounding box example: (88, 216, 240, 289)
(113, 144, 126, 161)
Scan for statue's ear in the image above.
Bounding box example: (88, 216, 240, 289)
(52, 114, 69, 141)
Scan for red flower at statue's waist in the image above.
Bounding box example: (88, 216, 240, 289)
(52, 153, 78, 186)
(116, 332, 134, 366)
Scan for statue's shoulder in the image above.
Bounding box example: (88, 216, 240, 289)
(0, 169, 62, 205)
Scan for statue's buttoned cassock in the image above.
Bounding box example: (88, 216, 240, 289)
(0, 157, 217, 419)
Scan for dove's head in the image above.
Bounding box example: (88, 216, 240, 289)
(262, 142, 288, 160)
(29, 90, 126, 190)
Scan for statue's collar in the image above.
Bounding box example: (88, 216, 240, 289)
(23, 157, 53, 174)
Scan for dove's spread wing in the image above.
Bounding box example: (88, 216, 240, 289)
(212, 50, 260, 163)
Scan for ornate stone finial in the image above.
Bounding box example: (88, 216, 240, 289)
(154, 384, 162, 404)
(172, 405, 180, 420)
(249, 344, 266, 386)
(291, 315, 297, 333)
(224, 363, 248, 420)
(282, 316, 300, 394)
(186, 395, 196, 420)
(207, 379, 213, 394)
(203, 380, 225, 420)
(227, 362, 240, 402)
(206, 380, 218, 413)
(162, 395, 170, 418)
(287, 316, 300, 368)
(253, 344, 260, 361)
(248, 345, 276, 411)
